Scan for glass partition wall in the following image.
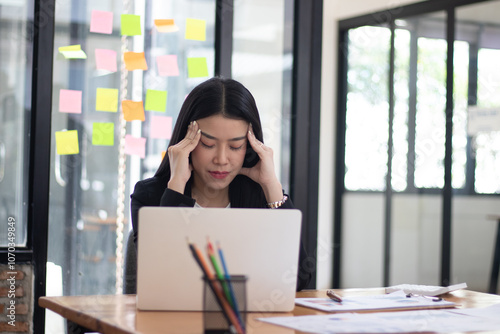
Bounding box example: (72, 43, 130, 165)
(336, 0, 500, 291)
(45, 0, 297, 332)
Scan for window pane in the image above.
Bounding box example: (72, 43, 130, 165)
(46, 0, 215, 309)
(232, 0, 294, 190)
(475, 48, 500, 194)
(0, 1, 30, 247)
(414, 37, 447, 188)
(452, 41, 469, 189)
(345, 26, 390, 191)
(392, 28, 410, 192)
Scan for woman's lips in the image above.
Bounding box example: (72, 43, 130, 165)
(209, 171, 230, 179)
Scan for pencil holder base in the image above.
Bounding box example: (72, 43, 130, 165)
(203, 275, 247, 334)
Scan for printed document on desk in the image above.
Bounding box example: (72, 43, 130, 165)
(259, 303, 500, 333)
(295, 291, 456, 312)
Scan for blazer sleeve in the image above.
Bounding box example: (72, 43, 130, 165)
(130, 179, 195, 248)
(278, 195, 312, 291)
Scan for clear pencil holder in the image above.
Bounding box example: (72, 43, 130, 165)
(202, 275, 247, 334)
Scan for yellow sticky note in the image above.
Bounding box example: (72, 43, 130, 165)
(55, 130, 79, 155)
(124, 52, 148, 71)
(96, 88, 119, 112)
(58, 45, 87, 59)
(187, 57, 209, 78)
(122, 100, 145, 121)
(185, 18, 206, 41)
(121, 14, 142, 36)
(155, 19, 179, 33)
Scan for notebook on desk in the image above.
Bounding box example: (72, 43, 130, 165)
(136, 207, 302, 312)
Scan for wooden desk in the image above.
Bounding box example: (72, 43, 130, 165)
(39, 288, 500, 334)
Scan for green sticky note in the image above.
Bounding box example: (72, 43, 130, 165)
(187, 57, 209, 78)
(121, 14, 141, 36)
(55, 130, 79, 155)
(92, 122, 114, 146)
(145, 89, 167, 112)
(96, 88, 119, 112)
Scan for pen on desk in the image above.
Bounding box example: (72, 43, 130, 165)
(217, 241, 245, 331)
(327, 290, 343, 303)
(187, 239, 245, 334)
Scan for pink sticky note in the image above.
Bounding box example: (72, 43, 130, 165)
(124, 135, 146, 158)
(59, 89, 82, 114)
(95, 49, 117, 72)
(156, 55, 179, 76)
(150, 115, 172, 139)
(90, 10, 113, 34)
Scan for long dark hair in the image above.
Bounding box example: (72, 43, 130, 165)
(154, 77, 263, 179)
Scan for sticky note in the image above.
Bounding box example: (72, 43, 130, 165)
(150, 115, 172, 139)
(96, 88, 119, 112)
(90, 10, 113, 34)
(145, 89, 167, 112)
(59, 89, 82, 114)
(156, 55, 179, 76)
(124, 52, 148, 71)
(59, 45, 87, 59)
(154, 19, 179, 33)
(187, 57, 209, 78)
(95, 49, 117, 72)
(125, 135, 146, 158)
(121, 14, 141, 36)
(161, 150, 166, 160)
(185, 18, 206, 41)
(122, 100, 145, 121)
(92, 123, 114, 146)
(55, 130, 79, 155)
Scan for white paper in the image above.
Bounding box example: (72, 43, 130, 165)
(259, 305, 500, 333)
(295, 290, 455, 312)
(467, 107, 500, 135)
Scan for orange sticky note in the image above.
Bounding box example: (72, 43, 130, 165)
(185, 18, 206, 41)
(150, 115, 172, 139)
(96, 88, 119, 112)
(59, 89, 82, 114)
(95, 49, 117, 72)
(154, 19, 179, 33)
(125, 135, 146, 158)
(55, 130, 79, 155)
(124, 52, 148, 71)
(156, 55, 179, 76)
(90, 10, 113, 34)
(122, 100, 145, 121)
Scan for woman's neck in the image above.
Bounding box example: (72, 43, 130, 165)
(191, 183, 230, 208)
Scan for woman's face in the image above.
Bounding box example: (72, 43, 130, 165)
(190, 114, 249, 193)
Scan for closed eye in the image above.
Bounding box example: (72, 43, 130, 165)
(200, 141, 214, 149)
(230, 145, 244, 151)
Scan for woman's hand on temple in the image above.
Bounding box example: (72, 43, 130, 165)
(167, 121, 201, 193)
(239, 124, 284, 203)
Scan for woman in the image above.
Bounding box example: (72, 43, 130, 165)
(130, 77, 311, 291)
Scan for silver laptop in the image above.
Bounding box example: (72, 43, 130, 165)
(136, 207, 302, 312)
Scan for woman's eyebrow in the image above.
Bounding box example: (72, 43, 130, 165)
(201, 131, 246, 142)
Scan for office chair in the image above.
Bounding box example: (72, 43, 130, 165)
(123, 230, 137, 294)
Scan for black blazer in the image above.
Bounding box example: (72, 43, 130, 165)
(130, 175, 312, 291)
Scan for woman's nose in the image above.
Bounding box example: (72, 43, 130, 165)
(214, 147, 228, 164)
